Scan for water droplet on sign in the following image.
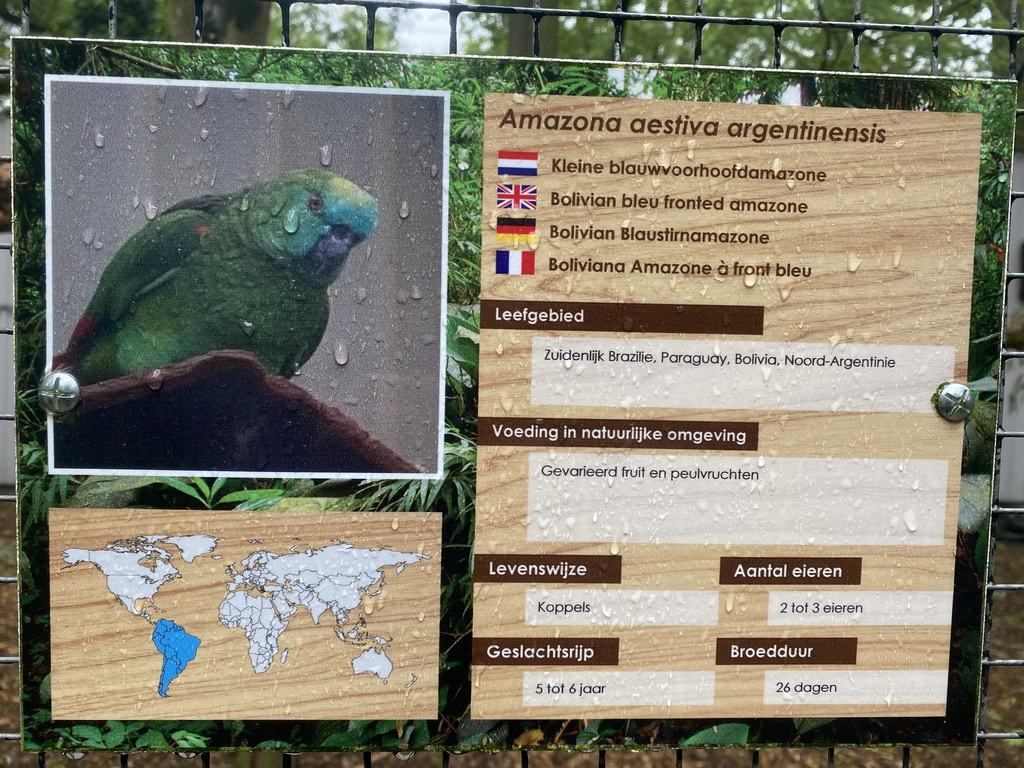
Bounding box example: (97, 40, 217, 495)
(241, 320, 255, 336)
(319, 144, 333, 167)
(81, 228, 94, 245)
(239, 197, 251, 212)
(192, 87, 208, 107)
(356, 287, 368, 303)
(283, 208, 300, 234)
(94, 133, 105, 148)
(334, 342, 349, 365)
(149, 124, 158, 133)
(399, 201, 410, 219)
(200, 128, 210, 141)
(144, 201, 159, 221)
(904, 509, 918, 532)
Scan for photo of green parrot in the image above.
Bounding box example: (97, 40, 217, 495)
(44, 78, 446, 476)
(52, 168, 379, 386)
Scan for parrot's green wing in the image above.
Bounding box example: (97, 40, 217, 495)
(54, 195, 232, 376)
(82, 195, 234, 324)
(162, 192, 238, 218)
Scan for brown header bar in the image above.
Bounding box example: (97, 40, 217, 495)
(474, 637, 620, 666)
(475, 554, 622, 583)
(716, 637, 857, 666)
(480, 417, 757, 451)
(719, 557, 862, 585)
(481, 299, 764, 335)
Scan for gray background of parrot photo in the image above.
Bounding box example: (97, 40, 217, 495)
(44, 76, 448, 477)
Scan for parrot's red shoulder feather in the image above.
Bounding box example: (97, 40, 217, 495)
(52, 313, 101, 371)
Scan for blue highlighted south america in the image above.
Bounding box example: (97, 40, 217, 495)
(61, 534, 430, 697)
(152, 619, 201, 697)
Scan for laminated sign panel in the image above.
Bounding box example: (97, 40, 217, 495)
(11, 38, 1011, 751)
(473, 93, 982, 720)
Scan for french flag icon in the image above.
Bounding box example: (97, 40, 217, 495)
(495, 250, 536, 275)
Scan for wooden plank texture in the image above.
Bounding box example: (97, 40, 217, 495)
(473, 93, 981, 719)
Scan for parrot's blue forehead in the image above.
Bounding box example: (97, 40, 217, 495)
(323, 175, 379, 240)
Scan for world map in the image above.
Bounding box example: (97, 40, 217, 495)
(61, 534, 431, 698)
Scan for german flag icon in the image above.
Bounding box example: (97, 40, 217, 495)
(496, 216, 537, 247)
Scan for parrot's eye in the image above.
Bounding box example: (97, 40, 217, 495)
(307, 193, 324, 212)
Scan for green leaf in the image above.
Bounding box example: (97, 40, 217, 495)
(209, 476, 227, 500)
(372, 719, 400, 737)
(219, 488, 286, 504)
(681, 723, 750, 746)
(71, 724, 104, 743)
(191, 477, 211, 500)
(576, 720, 604, 745)
(320, 726, 373, 747)
(66, 475, 162, 508)
(157, 477, 210, 507)
(102, 721, 128, 748)
(793, 717, 834, 736)
(406, 720, 430, 747)
(170, 729, 209, 748)
(136, 728, 170, 749)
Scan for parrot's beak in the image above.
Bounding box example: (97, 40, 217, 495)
(311, 225, 360, 280)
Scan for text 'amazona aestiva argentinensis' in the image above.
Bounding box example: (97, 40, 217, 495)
(53, 169, 379, 385)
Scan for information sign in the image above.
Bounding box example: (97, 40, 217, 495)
(473, 93, 981, 720)
(12, 38, 1011, 752)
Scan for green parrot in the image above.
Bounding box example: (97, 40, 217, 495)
(53, 169, 379, 386)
